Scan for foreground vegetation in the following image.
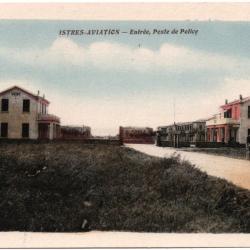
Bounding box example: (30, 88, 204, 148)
(0, 142, 250, 232)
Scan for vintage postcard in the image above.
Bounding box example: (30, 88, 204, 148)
(1, 2, 250, 248)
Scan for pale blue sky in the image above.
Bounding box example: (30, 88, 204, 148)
(0, 20, 250, 135)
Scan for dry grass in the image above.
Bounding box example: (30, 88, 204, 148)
(0, 142, 250, 232)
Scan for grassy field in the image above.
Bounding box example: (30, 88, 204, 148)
(180, 147, 247, 160)
(0, 142, 250, 233)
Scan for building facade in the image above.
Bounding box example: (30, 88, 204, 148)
(206, 95, 250, 145)
(0, 86, 60, 140)
(157, 120, 206, 147)
(119, 126, 155, 144)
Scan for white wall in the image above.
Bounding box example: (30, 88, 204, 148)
(239, 100, 250, 144)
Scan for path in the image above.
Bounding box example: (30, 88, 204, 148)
(126, 144, 250, 190)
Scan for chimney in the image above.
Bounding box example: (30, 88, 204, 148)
(225, 99, 228, 104)
(43, 94, 45, 99)
(240, 94, 243, 101)
(37, 90, 40, 96)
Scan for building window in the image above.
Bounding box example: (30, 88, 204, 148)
(1, 99, 9, 112)
(41, 104, 47, 114)
(248, 106, 250, 119)
(23, 99, 30, 112)
(247, 129, 250, 144)
(224, 109, 232, 118)
(22, 123, 29, 138)
(1, 123, 8, 138)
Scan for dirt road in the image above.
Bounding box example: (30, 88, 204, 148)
(126, 144, 250, 190)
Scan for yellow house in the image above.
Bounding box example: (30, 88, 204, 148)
(0, 86, 60, 140)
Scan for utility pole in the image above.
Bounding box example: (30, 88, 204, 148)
(173, 97, 178, 148)
(173, 97, 176, 124)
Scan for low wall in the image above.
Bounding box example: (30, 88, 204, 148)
(0, 139, 40, 144)
(195, 141, 245, 148)
(157, 140, 173, 147)
(71, 138, 122, 145)
(194, 142, 225, 148)
(156, 139, 246, 148)
(156, 140, 190, 148)
(60, 135, 90, 140)
(122, 138, 155, 144)
(0, 138, 122, 146)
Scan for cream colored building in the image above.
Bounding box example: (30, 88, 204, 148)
(0, 86, 60, 140)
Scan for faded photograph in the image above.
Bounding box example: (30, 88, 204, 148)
(1, 16, 250, 238)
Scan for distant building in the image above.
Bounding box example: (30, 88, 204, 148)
(61, 125, 91, 139)
(157, 120, 206, 147)
(119, 126, 155, 144)
(206, 95, 250, 145)
(0, 86, 60, 140)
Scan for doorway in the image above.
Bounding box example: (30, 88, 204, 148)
(38, 123, 49, 139)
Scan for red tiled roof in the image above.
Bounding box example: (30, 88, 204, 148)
(0, 86, 50, 104)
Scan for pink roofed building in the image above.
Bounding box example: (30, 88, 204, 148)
(206, 95, 250, 145)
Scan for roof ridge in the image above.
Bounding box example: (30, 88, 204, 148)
(0, 85, 50, 104)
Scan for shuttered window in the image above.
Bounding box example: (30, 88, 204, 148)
(1, 99, 9, 112)
(23, 99, 30, 112)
